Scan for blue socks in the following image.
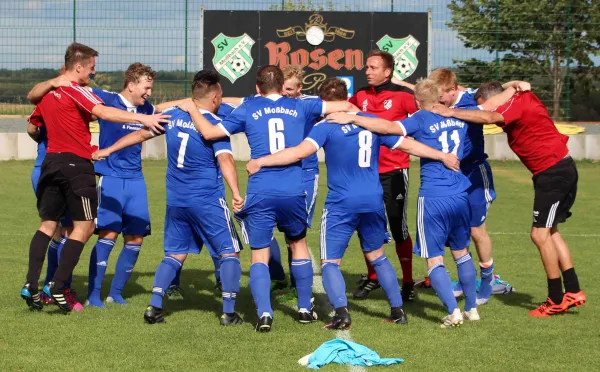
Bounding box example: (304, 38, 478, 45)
(322, 262, 347, 309)
(291, 259, 313, 310)
(211, 255, 221, 284)
(220, 256, 241, 314)
(150, 256, 182, 309)
(43, 238, 61, 285)
(249, 263, 272, 317)
(370, 255, 402, 308)
(108, 243, 141, 304)
(87, 238, 116, 307)
(268, 237, 286, 281)
(429, 263, 458, 314)
(171, 266, 182, 287)
(478, 260, 494, 300)
(455, 254, 477, 311)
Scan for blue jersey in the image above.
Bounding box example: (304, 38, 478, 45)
(453, 90, 487, 166)
(92, 89, 155, 179)
(217, 102, 237, 119)
(397, 110, 471, 197)
(160, 107, 233, 207)
(219, 94, 324, 196)
(243, 94, 320, 171)
(34, 125, 47, 167)
(307, 113, 403, 212)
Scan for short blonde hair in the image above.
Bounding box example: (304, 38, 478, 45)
(282, 65, 304, 83)
(414, 79, 440, 106)
(428, 68, 457, 92)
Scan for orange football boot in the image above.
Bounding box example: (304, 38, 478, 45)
(563, 291, 586, 309)
(528, 298, 567, 317)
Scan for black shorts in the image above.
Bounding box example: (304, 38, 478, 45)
(37, 153, 98, 222)
(379, 168, 410, 242)
(532, 156, 577, 228)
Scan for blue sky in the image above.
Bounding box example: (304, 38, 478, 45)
(1, 0, 597, 71)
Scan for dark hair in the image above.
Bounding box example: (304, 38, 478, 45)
(318, 78, 348, 101)
(256, 65, 284, 94)
(191, 70, 220, 99)
(367, 49, 395, 70)
(64, 42, 99, 70)
(474, 82, 504, 102)
(124, 63, 156, 88)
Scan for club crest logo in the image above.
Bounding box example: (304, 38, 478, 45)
(212, 33, 255, 83)
(376, 34, 420, 81)
(384, 99, 392, 110)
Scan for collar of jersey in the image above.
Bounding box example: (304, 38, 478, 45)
(118, 93, 136, 111)
(265, 93, 283, 101)
(450, 90, 466, 109)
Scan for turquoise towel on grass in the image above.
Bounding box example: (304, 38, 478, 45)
(303, 339, 403, 369)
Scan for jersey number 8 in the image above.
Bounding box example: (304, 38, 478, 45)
(268, 118, 285, 154)
(358, 130, 372, 168)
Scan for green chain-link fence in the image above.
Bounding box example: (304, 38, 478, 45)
(1, 0, 598, 121)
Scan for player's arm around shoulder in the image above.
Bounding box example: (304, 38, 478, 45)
(397, 137, 460, 172)
(92, 125, 158, 161)
(430, 103, 504, 125)
(325, 112, 402, 135)
(246, 140, 317, 176)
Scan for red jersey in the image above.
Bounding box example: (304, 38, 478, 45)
(33, 82, 103, 160)
(495, 92, 569, 175)
(350, 80, 417, 173)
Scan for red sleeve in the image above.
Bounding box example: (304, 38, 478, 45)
(495, 94, 523, 127)
(349, 94, 358, 106)
(59, 86, 104, 113)
(402, 92, 418, 115)
(28, 106, 43, 127)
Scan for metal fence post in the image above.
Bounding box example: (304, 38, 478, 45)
(565, 0, 572, 121)
(73, 0, 77, 42)
(184, 0, 189, 97)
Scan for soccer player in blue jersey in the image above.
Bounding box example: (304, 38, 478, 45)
(27, 103, 82, 311)
(187, 65, 356, 332)
(430, 69, 529, 304)
(165, 101, 239, 298)
(84, 63, 159, 307)
(246, 78, 460, 329)
(93, 70, 244, 325)
(328, 79, 480, 328)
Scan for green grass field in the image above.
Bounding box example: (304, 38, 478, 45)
(1, 160, 599, 372)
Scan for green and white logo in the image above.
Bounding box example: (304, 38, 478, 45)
(211, 33, 255, 83)
(376, 34, 420, 81)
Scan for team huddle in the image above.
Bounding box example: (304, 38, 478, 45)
(20, 42, 586, 331)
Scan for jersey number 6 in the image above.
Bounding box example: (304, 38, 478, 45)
(268, 118, 285, 154)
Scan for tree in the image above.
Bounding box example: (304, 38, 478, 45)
(448, 0, 600, 119)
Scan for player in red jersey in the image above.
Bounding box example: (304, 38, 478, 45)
(431, 82, 585, 317)
(20, 42, 169, 312)
(349, 50, 418, 301)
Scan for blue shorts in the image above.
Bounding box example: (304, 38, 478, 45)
(320, 207, 391, 260)
(462, 161, 496, 227)
(32, 166, 73, 227)
(414, 193, 471, 258)
(235, 193, 308, 249)
(96, 176, 151, 236)
(303, 170, 320, 228)
(163, 197, 242, 256)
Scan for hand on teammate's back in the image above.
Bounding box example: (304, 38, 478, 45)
(246, 159, 261, 176)
(441, 153, 460, 172)
(325, 112, 354, 124)
(140, 113, 170, 135)
(92, 148, 111, 161)
(430, 104, 453, 117)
